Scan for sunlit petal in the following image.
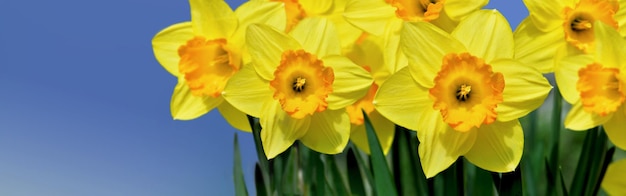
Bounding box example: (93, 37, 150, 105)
(152, 22, 194, 77)
(465, 120, 523, 172)
(401, 21, 466, 88)
(603, 106, 626, 150)
(343, 0, 396, 36)
(189, 0, 237, 39)
(453, 10, 514, 62)
(350, 110, 395, 154)
(514, 18, 566, 73)
(171, 79, 223, 120)
(217, 100, 252, 132)
(301, 109, 350, 154)
(602, 159, 626, 195)
(444, 0, 488, 21)
(246, 24, 301, 80)
(223, 64, 273, 117)
(555, 54, 593, 104)
(418, 110, 477, 178)
(290, 18, 341, 57)
(522, 0, 565, 32)
(260, 100, 311, 159)
(492, 59, 552, 122)
(324, 56, 372, 110)
(564, 102, 613, 130)
(374, 67, 430, 131)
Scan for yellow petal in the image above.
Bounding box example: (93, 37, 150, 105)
(602, 159, 626, 196)
(443, 0, 488, 21)
(514, 18, 566, 73)
(603, 106, 626, 150)
(300, 109, 350, 154)
(343, 0, 396, 36)
(491, 59, 552, 122)
(373, 67, 431, 131)
(299, 0, 332, 15)
(260, 100, 311, 159)
(349, 110, 395, 155)
(593, 21, 626, 68)
(616, 0, 626, 36)
(152, 22, 194, 77)
(290, 18, 342, 57)
(246, 24, 301, 80)
(402, 21, 466, 88)
(465, 120, 524, 172)
(171, 79, 223, 120)
(223, 64, 272, 118)
(232, 1, 286, 46)
(382, 20, 408, 77)
(417, 110, 477, 178)
(217, 100, 252, 132)
(564, 102, 613, 131)
(522, 0, 565, 32)
(324, 56, 373, 110)
(189, 0, 237, 39)
(452, 10, 514, 62)
(555, 54, 593, 104)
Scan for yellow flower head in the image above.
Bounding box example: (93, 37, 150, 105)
(374, 10, 552, 178)
(223, 18, 372, 158)
(556, 22, 626, 150)
(515, 0, 626, 72)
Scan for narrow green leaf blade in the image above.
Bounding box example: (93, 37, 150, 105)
(347, 149, 366, 196)
(363, 110, 398, 196)
(233, 133, 249, 196)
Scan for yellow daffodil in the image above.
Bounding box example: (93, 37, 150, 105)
(223, 18, 372, 158)
(343, 0, 488, 93)
(556, 22, 626, 150)
(374, 10, 552, 178)
(515, 0, 626, 73)
(152, 0, 254, 131)
(602, 159, 626, 195)
(344, 34, 395, 154)
(249, 0, 363, 52)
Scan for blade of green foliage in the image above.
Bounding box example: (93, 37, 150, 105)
(472, 164, 495, 195)
(281, 145, 300, 195)
(570, 127, 599, 196)
(493, 165, 522, 195)
(547, 86, 562, 195)
(350, 145, 374, 190)
(347, 148, 366, 196)
(363, 111, 398, 196)
(441, 158, 463, 196)
(584, 134, 613, 196)
(233, 133, 249, 196)
(254, 164, 267, 196)
(247, 115, 271, 194)
(392, 126, 428, 195)
(559, 167, 569, 196)
(326, 154, 350, 195)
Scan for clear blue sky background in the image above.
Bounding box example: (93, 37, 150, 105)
(0, 0, 525, 195)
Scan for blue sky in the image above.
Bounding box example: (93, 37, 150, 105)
(0, 0, 525, 195)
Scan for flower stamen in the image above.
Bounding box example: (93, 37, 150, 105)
(456, 84, 471, 102)
(293, 77, 306, 92)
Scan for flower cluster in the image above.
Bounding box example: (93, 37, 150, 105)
(151, 0, 626, 189)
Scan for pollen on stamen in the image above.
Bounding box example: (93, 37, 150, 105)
(456, 84, 471, 102)
(293, 77, 306, 92)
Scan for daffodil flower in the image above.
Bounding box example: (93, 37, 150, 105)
(515, 0, 626, 73)
(374, 10, 552, 178)
(602, 159, 626, 195)
(249, 0, 363, 52)
(223, 18, 372, 159)
(344, 34, 395, 154)
(343, 0, 488, 94)
(556, 22, 626, 150)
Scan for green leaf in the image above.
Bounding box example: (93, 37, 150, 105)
(559, 167, 569, 196)
(326, 154, 350, 195)
(472, 164, 495, 195)
(363, 110, 398, 196)
(247, 115, 271, 195)
(281, 144, 300, 195)
(392, 126, 428, 195)
(570, 127, 599, 195)
(547, 85, 562, 195)
(347, 148, 366, 196)
(254, 164, 267, 196)
(233, 133, 249, 196)
(492, 165, 522, 196)
(441, 158, 464, 196)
